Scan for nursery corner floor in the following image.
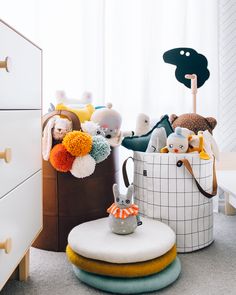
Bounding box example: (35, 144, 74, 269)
(2, 211, 236, 295)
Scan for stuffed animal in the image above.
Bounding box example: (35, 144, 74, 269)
(56, 90, 93, 105)
(81, 121, 105, 137)
(56, 103, 95, 123)
(201, 130, 219, 160)
(42, 115, 73, 161)
(146, 127, 167, 153)
(91, 103, 121, 138)
(170, 113, 217, 135)
(107, 184, 141, 235)
(135, 113, 151, 136)
(188, 130, 212, 160)
(161, 127, 189, 154)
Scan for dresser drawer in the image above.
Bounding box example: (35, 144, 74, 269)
(0, 110, 41, 197)
(0, 21, 41, 110)
(0, 171, 42, 290)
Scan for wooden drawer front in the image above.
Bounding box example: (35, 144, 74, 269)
(0, 110, 41, 197)
(0, 171, 42, 290)
(0, 21, 41, 109)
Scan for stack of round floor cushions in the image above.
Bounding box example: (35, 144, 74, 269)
(67, 217, 181, 294)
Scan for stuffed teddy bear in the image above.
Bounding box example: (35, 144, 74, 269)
(107, 184, 142, 235)
(42, 115, 73, 161)
(161, 127, 190, 154)
(170, 113, 217, 135)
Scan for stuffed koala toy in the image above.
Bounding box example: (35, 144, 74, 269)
(107, 184, 141, 235)
(170, 113, 217, 135)
(42, 115, 72, 161)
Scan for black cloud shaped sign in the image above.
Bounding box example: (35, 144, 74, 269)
(163, 48, 210, 88)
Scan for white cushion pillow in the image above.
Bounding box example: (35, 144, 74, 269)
(68, 217, 175, 264)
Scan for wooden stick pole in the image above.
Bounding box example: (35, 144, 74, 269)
(185, 74, 197, 113)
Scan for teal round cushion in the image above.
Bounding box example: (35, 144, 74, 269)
(72, 257, 181, 294)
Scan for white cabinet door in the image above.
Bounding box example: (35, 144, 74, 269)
(0, 171, 42, 290)
(0, 110, 41, 197)
(0, 21, 41, 110)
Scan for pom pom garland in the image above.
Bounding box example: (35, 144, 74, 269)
(70, 155, 96, 178)
(90, 135, 111, 163)
(49, 144, 75, 172)
(63, 131, 92, 157)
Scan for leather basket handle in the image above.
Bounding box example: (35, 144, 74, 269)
(122, 157, 134, 187)
(177, 158, 217, 199)
(42, 110, 81, 131)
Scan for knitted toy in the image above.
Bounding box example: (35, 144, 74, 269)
(170, 113, 217, 135)
(107, 184, 142, 235)
(161, 127, 190, 154)
(135, 113, 151, 136)
(42, 115, 72, 161)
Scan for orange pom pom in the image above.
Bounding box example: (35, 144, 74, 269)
(50, 144, 75, 172)
(62, 131, 92, 157)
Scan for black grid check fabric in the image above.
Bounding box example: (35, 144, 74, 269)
(133, 152, 214, 253)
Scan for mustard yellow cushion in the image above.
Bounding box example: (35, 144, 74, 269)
(55, 103, 95, 123)
(66, 244, 177, 278)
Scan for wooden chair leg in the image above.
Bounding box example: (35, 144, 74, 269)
(225, 192, 236, 215)
(19, 249, 30, 281)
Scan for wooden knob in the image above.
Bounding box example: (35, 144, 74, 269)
(0, 148, 12, 163)
(0, 238, 12, 254)
(0, 57, 11, 72)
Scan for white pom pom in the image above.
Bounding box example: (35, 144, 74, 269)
(70, 155, 96, 178)
(106, 102, 113, 109)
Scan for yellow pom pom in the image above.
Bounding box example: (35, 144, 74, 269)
(63, 131, 92, 157)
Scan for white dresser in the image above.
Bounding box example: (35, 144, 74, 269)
(0, 20, 42, 290)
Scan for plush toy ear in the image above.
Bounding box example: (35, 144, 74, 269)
(205, 117, 217, 131)
(113, 184, 120, 200)
(42, 117, 57, 161)
(170, 114, 178, 123)
(126, 185, 134, 201)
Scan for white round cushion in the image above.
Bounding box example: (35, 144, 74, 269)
(68, 217, 176, 264)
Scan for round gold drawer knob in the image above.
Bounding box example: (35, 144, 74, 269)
(0, 238, 12, 254)
(0, 57, 11, 72)
(0, 148, 12, 163)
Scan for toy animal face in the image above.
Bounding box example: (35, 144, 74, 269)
(52, 118, 72, 141)
(81, 121, 105, 137)
(101, 127, 118, 139)
(167, 136, 188, 153)
(91, 106, 122, 139)
(113, 184, 133, 209)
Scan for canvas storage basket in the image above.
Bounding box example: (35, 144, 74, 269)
(123, 152, 217, 253)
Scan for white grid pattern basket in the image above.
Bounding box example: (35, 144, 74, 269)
(133, 152, 214, 253)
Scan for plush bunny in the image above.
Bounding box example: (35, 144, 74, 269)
(107, 184, 141, 235)
(42, 115, 72, 161)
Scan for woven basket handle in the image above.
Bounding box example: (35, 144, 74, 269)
(177, 158, 217, 199)
(42, 110, 81, 131)
(122, 157, 134, 187)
